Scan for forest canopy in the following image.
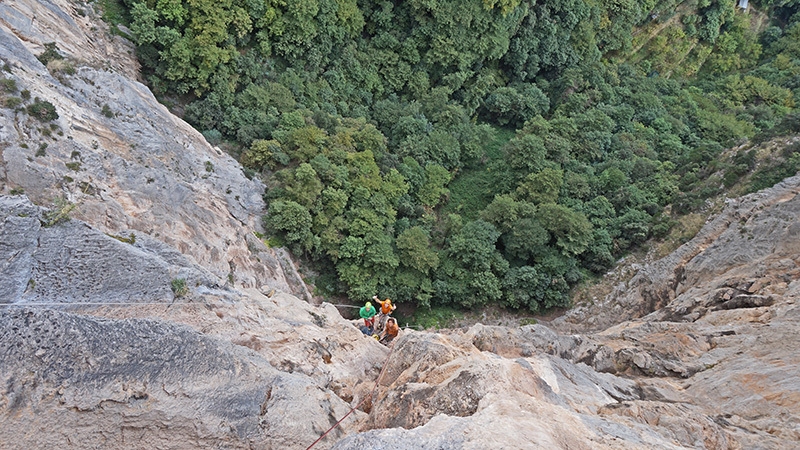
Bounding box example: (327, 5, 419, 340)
(121, 0, 800, 311)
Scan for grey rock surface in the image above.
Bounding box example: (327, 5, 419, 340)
(0, 195, 219, 303)
(0, 307, 358, 449)
(0, 195, 40, 301)
(0, 0, 310, 300)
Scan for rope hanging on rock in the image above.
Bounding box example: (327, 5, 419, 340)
(305, 339, 397, 450)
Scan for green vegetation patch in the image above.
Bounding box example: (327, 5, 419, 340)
(171, 278, 188, 297)
(42, 198, 76, 227)
(402, 306, 464, 331)
(27, 98, 58, 122)
(107, 232, 136, 244)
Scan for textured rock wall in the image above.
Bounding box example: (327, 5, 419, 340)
(0, 195, 221, 303)
(553, 174, 800, 333)
(0, 0, 310, 299)
(0, 307, 359, 449)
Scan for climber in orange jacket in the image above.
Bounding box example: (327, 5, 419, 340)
(372, 295, 396, 333)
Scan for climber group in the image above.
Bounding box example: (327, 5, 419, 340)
(359, 295, 399, 345)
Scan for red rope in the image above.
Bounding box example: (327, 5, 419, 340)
(305, 339, 397, 450)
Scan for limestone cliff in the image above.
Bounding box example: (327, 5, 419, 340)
(0, 0, 310, 300)
(1, 2, 799, 450)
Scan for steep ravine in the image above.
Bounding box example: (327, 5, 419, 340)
(1, 1, 799, 449)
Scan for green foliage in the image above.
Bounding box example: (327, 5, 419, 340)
(101, 104, 115, 118)
(481, 84, 549, 128)
(748, 150, 800, 193)
(410, 305, 464, 330)
(26, 98, 58, 122)
(537, 203, 592, 256)
(171, 278, 188, 297)
(37, 42, 63, 66)
(396, 226, 439, 274)
(438, 219, 508, 307)
(42, 197, 76, 227)
(242, 139, 288, 171)
(118, 0, 800, 313)
(99, 0, 132, 36)
(0, 77, 17, 93)
(417, 164, 452, 208)
(3, 97, 22, 109)
(108, 232, 137, 244)
(503, 265, 547, 311)
(515, 168, 563, 205)
(264, 200, 315, 253)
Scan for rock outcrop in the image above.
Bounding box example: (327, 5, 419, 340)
(1, 1, 799, 449)
(552, 173, 800, 334)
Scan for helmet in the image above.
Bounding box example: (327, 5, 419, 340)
(365, 302, 372, 308)
(386, 298, 392, 304)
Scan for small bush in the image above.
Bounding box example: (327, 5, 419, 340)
(101, 104, 115, 118)
(27, 98, 58, 122)
(20, 89, 30, 100)
(202, 129, 222, 145)
(748, 154, 800, 193)
(108, 232, 136, 244)
(42, 197, 76, 227)
(77, 181, 97, 195)
(205, 161, 214, 172)
(171, 278, 188, 297)
(0, 78, 17, 93)
(65, 161, 81, 171)
(4, 97, 22, 109)
(37, 42, 63, 66)
(36, 143, 47, 157)
(47, 59, 76, 76)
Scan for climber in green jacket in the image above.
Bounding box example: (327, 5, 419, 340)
(359, 301, 377, 331)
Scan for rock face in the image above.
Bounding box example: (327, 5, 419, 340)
(552, 173, 800, 334)
(1, 1, 800, 450)
(0, 195, 216, 303)
(0, 0, 310, 299)
(0, 307, 361, 449)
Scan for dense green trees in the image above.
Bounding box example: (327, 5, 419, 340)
(122, 0, 798, 313)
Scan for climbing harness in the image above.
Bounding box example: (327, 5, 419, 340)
(305, 339, 397, 450)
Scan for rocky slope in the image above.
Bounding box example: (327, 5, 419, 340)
(0, 0, 309, 299)
(1, 1, 799, 449)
